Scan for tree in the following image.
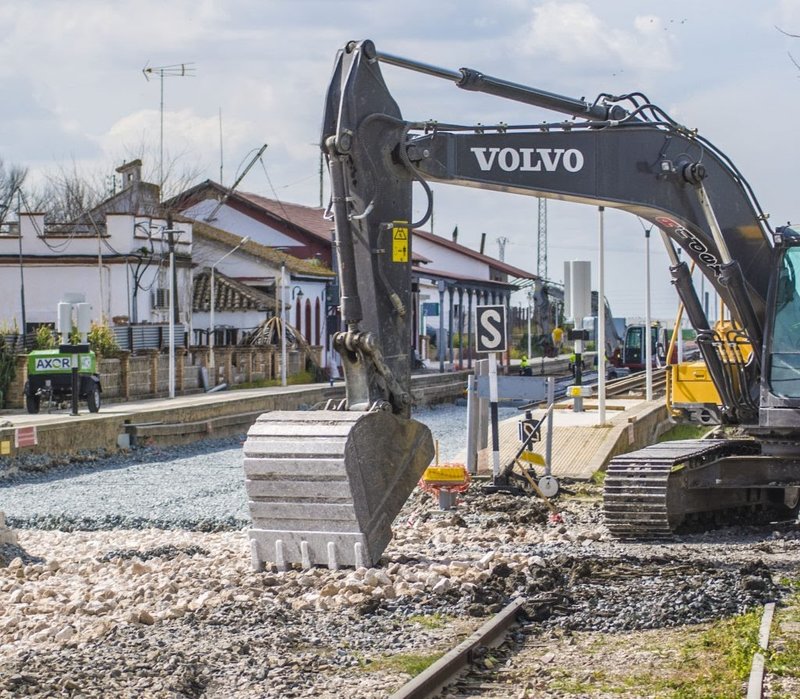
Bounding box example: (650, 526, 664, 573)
(30, 161, 106, 222)
(776, 26, 800, 74)
(26, 142, 203, 223)
(0, 158, 27, 224)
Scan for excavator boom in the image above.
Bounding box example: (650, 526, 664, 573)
(243, 40, 800, 558)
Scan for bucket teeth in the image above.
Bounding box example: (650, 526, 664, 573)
(244, 410, 434, 570)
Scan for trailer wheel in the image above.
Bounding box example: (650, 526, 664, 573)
(24, 382, 40, 414)
(86, 383, 101, 413)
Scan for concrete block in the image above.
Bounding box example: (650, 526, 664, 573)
(0, 511, 17, 546)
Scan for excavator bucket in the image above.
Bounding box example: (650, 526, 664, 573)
(244, 409, 434, 570)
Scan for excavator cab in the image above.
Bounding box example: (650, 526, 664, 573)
(762, 229, 800, 416)
(767, 235, 800, 397)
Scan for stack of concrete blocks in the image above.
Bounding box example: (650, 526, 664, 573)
(0, 511, 17, 546)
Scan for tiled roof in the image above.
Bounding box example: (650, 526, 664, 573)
(236, 190, 334, 244)
(413, 229, 537, 280)
(193, 267, 286, 313)
(413, 266, 519, 290)
(170, 181, 429, 263)
(191, 219, 335, 278)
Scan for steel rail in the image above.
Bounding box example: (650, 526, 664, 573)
(388, 597, 527, 699)
(604, 367, 667, 397)
(747, 601, 776, 699)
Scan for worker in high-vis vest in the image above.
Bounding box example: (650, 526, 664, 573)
(551, 327, 564, 350)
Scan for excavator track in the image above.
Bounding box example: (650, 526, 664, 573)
(603, 438, 760, 538)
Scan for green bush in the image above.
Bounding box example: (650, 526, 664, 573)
(88, 321, 120, 357)
(68, 321, 120, 357)
(34, 325, 57, 350)
(0, 336, 15, 408)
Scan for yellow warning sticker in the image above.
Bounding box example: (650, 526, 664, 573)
(422, 466, 467, 483)
(392, 222, 409, 263)
(0, 440, 9, 456)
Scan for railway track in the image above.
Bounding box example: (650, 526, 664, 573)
(603, 367, 667, 397)
(390, 592, 779, 699)
(388, 598, 527, 699)
(527, 367, 666, 408)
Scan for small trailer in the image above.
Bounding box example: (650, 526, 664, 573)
(24, 348, 102, 414)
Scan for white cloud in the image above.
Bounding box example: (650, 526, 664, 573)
(518, 2, 677, 74)
(1, 0, 798, 318)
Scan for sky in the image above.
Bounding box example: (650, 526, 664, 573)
(3, 0, 800, 320)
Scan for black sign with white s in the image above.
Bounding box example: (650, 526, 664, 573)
(475, 305, 507, 353)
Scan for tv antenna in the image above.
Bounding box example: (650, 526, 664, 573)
(142, 62, 196, 199)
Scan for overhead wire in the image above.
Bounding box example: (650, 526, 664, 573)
(258, 156, 314, 248)
(18, 189, 74, 253)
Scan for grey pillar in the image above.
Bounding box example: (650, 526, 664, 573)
(437, 280, 446, 373)
(467, 288, 474, 370)
(448, 286, 455, 367)
(456, 287, 464, 369)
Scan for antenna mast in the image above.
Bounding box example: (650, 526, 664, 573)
(142, 61, 196, 200)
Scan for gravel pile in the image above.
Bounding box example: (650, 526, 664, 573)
(2, 404, 800, 697)
(0, 404, 502, 531)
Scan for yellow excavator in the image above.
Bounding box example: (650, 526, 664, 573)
(666, 296, 753, 427)
(243, 40, 800, 569)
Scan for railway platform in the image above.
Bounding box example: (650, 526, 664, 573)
(0, 370, 468, 461)
(475, 395, 670, 481)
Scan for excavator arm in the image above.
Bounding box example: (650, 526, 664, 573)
(242, 40, 798, 563)
(323, 39, 776, 424)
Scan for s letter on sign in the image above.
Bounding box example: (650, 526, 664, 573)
(475, 305, 508, 353)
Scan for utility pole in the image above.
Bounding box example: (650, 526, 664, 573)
(17, 192, 26, 345)
(204, 144, 267, 223)
(319, 150, 324, 208)
(496, 236, 509, 262)
(537, 198, 548, 278)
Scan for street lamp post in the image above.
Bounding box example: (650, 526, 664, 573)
(526, 290, 533, 359)
(280, 263, 287, 387)
(644, 227, 653, 401)
(598, 206, 606, 425)
(209, 236, 249, 373)
(168, 240, 175, 398)
(281, 281, 304, 387)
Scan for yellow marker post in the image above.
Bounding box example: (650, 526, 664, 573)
(519, 451, 546, 466)
(422, 465, 468, 485)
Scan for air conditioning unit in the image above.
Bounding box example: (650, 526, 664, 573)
(152, 288, 170, 309)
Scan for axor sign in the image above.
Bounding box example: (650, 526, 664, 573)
(33, 357, 71, 371)
(475, 305, 508, 353)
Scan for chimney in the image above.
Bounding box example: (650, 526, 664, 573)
(116, 159, 143, 188)
(479, 232, 486, 254)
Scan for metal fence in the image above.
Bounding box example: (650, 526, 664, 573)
(111, 324, 188, 352)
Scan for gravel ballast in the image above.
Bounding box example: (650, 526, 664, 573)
(2, 404, 800, 697)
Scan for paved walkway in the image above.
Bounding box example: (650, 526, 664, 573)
(0, 382, 334, 429)
(475, 397, 666, 480)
